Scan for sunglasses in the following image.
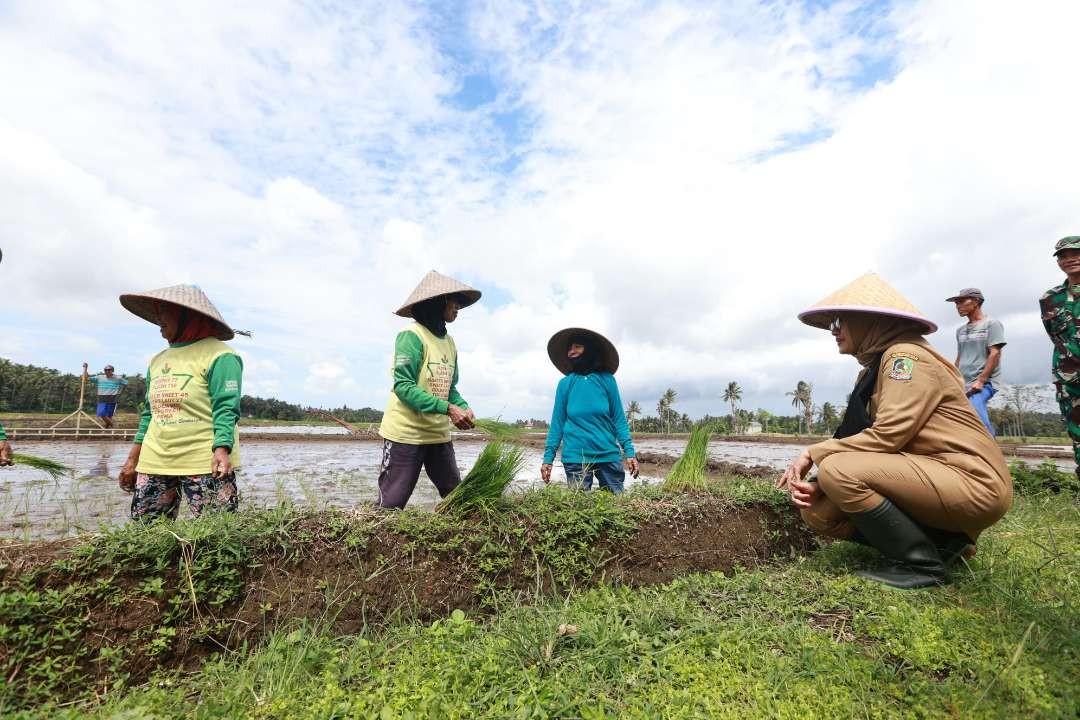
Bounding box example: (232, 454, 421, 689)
(829, 317, 843, 333)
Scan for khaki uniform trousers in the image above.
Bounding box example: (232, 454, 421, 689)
(800, 451, 1006, 542)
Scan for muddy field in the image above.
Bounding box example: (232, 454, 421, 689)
(0, 437, 791, 540)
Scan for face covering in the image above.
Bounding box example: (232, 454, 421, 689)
(411, 297, 448, 337)
(567, 335, 602, 375)
(171, 308, 220, 344)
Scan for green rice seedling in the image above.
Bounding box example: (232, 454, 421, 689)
(663, 423, 714, 492)
(472, 418, 523, 439)
(11, 453, 72, 481)
(436, 440, 527, 515)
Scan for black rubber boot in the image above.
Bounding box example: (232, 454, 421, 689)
(848, 499, 951, 589)
(919, 525, 975, 567)
(848, 529, 870, 547)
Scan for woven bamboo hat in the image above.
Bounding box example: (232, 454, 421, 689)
(119, 284, 235, 341)
(547, 328, 620, 375)
(799, 273, 937, 334)
(394, 270, 482, 318)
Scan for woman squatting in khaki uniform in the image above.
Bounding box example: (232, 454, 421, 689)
(778, 274, 1013, 589)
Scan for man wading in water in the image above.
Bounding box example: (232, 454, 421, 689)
(82, 362, 129, 429)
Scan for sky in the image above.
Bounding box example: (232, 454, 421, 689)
(1, 0, 1077, 421)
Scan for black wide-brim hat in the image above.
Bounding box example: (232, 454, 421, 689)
(546, 327, 620, 375)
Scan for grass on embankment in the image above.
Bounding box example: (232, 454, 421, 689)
(0, 479, 810, 713)
(13, 492, 1077, 719)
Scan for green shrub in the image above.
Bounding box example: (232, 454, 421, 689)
(1010, 459, 1080, 495)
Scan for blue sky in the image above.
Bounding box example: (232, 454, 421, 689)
(1, 0, 1078, 419)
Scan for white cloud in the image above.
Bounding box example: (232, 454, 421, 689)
(303, 360, 359, 398)
(1, 0, 1077, 421)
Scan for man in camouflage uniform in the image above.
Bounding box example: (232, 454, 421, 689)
(1041, 235, 1080, 475)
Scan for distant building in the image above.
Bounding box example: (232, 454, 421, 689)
(743, 421, 763, 435)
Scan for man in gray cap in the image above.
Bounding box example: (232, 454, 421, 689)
(947, 287, 1005, 434)
(1041, 236, 1080, 476)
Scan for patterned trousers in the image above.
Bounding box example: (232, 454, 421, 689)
(131, 472, 240, 521)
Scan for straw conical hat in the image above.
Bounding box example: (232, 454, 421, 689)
(799, 273, 937, 334)
(394, 270, 482, 318)
(120, 284, 235, 340)
(547, 328, 620, 375)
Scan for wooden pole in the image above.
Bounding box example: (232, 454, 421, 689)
(76, 372, 86, 433)
(50, 368, 103, 431)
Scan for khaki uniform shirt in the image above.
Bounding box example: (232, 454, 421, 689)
(810, 342, 1012, 527)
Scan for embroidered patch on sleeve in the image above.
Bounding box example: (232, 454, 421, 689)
(886, 354, 916, 381)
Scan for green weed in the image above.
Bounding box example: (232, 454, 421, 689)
(1010, 459, 1079, 495)
(34, 495, 1077, 719)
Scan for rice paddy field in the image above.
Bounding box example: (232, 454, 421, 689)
(0, 434, 804, 541)
(0, 440, 653, 541)
(1, 434, 1071, 542)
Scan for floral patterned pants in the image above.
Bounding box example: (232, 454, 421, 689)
(131, 472, 240, 521)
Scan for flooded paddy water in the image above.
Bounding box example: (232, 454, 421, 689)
(1, 430, 1068, 541)
(0, 439, 652, 540)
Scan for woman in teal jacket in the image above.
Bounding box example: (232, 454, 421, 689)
(541, 328, 639, 492)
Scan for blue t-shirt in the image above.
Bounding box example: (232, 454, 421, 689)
(89, 374, 128, 398)
(543, 372, 636, 465)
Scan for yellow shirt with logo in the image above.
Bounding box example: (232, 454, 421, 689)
(379, 322, 465, 445)
(137, 338, 242, 475)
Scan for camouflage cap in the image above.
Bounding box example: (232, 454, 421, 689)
(1053, 236, 1080, 256)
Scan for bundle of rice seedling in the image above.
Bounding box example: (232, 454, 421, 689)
(11, 454, 72, 481)
(435, 440, 527, 515)
(472, 418, 522, 439)
(663, 423, 714, 492)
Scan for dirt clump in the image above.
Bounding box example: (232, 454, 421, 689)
(635, 451, 778, 480)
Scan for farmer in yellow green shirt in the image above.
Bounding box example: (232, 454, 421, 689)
(116, 284, 244, 521)
(377, 270, 481, 508)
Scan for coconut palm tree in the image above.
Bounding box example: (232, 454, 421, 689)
(819, 402, 838, 434)
(625, 400, 641, 432)
(786, 381, 813, 435)
(723, 381, 742, 434)
(658, 388, 678, 434)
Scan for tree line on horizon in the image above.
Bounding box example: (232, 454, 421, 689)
(0, 358, 382, 423)
(625, 380, 1065, 439)
(0, 358, 1064, 437)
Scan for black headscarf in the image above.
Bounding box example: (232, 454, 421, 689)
(567, 334, 603, 376)
(833, 357, 881, 439)
(412, 296, 449, 337)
